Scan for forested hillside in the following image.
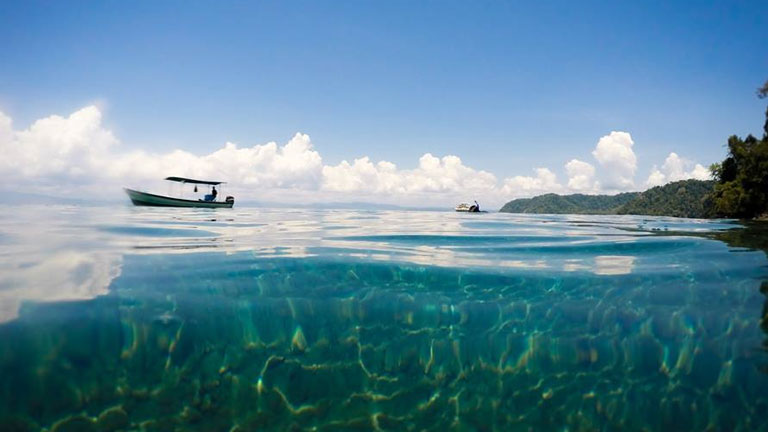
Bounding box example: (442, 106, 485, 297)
(617, 180, 714, 218)
(499, 192, 639, 214)
(499, 180, 714, 218)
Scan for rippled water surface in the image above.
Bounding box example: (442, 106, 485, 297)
(1, 205, 767, 431)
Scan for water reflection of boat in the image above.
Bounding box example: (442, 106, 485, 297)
(455, 200, 481, 212)
(125, 177, 235, 208)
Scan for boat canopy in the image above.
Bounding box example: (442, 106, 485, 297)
(164, 176, 225, 185)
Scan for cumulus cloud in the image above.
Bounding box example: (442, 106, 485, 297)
(322, 157, 401, 193)
(117, 133, 323, 189)
(0, 106, 501, 205)
(500, 168, 562, 197)
(646, 152, 711, 187)
(0, 105, 713, 206)
(0, 106, 324, 197)
(0, 106, 118, 179)
(322, 153, 497, 197)
(592, 131, 637, 191)
(0, 111, 13, 147)
(564, 159, 598, 192)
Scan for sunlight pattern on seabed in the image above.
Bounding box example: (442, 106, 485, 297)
(0, 206, 766, 431)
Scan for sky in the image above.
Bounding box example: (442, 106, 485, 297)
(0, 1, 766, 207)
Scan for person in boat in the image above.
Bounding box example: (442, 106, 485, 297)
(204, 186, 218, 201)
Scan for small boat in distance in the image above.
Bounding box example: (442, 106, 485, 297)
(124, 177, 235, 208)
(455, 200, 481, 212)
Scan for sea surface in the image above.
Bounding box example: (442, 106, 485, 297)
(1, 205, 767, 431)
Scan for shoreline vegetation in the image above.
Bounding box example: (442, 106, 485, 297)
(502, 81, 768, 220)
(499, 179, 715, 218)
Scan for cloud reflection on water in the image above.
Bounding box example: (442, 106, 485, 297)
(0, 252, 121, 323)
(0, 205, 746, 324)
(593, 255, 636, 275)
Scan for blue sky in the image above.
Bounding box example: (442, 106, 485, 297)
(0, 1, 766, 204)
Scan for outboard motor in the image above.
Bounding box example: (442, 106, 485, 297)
(225, 196, 235, 204)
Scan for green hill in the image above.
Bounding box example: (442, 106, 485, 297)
(616, 179, 715, 218)
(499, 192, 639, 215)
(499, 179, 715, 218)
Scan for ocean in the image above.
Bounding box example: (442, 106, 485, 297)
(0, 205, 767, 431)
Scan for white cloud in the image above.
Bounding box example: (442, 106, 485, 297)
(690, 164, 711, 180)
(322, 157, 400, 193)
(110, 133, 324, 191)
(120, 133, 323, 189)
(0, 106, 713, 206)
(0, 111, 13, 147)
(500, 168, 562, 197)
(646, 169, 666, 188)
(0, 106, 502, 205)
(591, 131, 637, 191)
(564, 159, 598, 192)
(0, 106, 324, 197)
(321, 153, 498, 205)
(0, 106, 118, 179)
(646, 152, 711, 187)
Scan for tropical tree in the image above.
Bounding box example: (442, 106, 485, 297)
(708, 83, 768, 218)
(759, 79, 768, 136)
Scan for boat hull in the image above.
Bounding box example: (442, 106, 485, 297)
(124, 188, 234, 208)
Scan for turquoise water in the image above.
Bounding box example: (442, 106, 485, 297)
(0, 206, 767, 431)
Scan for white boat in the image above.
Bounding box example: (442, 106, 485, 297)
(455, 201, 480, 212)
(124, 177, 235, 208)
